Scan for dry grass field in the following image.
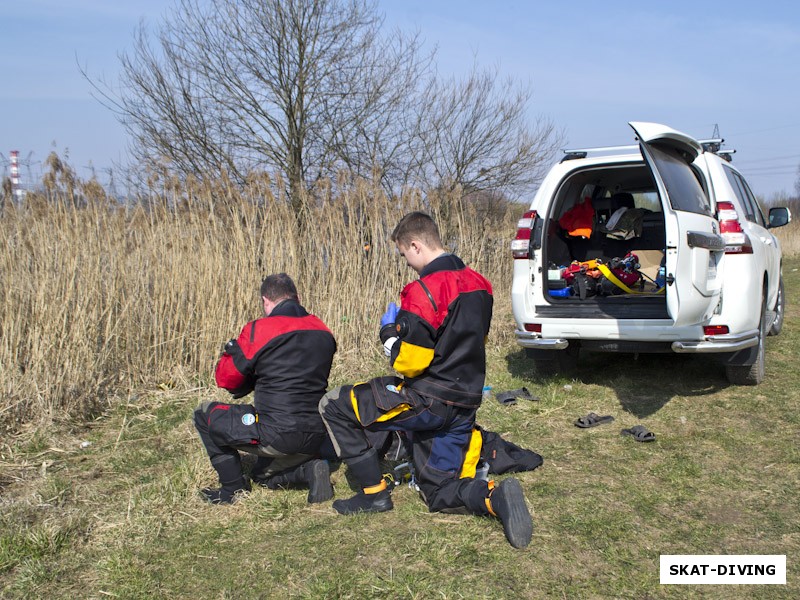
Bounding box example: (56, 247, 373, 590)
(774, 201, 800, 256)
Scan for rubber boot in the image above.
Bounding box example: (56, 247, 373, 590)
(302, 459, 334, 504)
(487, 478, 533, 549)
(200, 478, 251, 505)
(250, 457, 274, 487)
(201, 454, 250, 505)
(332, 449, 392, 514)
(256, 468, 299, 489)
(332, 483, 393, 515)
(256, 460, 334, 503)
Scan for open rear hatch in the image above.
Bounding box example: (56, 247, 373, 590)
(540, 122, 723, 324)
(630, 121, 724, 325)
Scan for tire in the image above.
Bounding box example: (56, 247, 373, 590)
(768, 276, 784, 336)
(725, 293, 766, 385)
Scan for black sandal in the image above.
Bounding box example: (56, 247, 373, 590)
(620, 425, 656, 442)
(574, 412, 615, 428)
(496, 387, 539, 405)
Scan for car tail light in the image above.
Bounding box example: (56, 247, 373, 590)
(511, 210, 537, 259)
(717, 201, 753, 254)
(524, 323, 542, 333)
(703, 325, 729, 336)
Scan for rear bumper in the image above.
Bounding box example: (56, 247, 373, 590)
(671, 329, 759, 353)
(515, 331, 569, 349)
(515, 328, 759, 354)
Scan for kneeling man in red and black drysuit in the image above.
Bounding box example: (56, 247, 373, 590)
(320, 212, 534, 548)
(194, 273, 337, 505)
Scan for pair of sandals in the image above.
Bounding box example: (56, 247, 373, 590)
(574, 412, 656, 442)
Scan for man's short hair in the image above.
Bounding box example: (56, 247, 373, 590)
(390, 211, 443, 248)
(260, 273, 299, 302)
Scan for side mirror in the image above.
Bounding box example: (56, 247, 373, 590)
(768, 206, 791, 228)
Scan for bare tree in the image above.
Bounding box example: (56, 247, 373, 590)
(411, 63, 562, 200)
(94, 0, 560, 212)
(104, 0, 430, 213)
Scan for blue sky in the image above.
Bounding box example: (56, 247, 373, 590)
(2, 0, 799, 199)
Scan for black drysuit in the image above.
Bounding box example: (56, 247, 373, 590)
(195, 300, 336, 488)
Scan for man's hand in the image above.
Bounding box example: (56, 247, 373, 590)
(221, 339, 237, 356)
(380, 302, 399, 327)
(380, 302, 400, 357)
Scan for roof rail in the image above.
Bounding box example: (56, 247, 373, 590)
(560, 145, 639, 162)
(698, 138, 735, 161)
(698, 138, 724, 153)
(717, 149, 736, 162)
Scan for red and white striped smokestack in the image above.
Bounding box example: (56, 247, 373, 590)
(10, 150, 21, 200)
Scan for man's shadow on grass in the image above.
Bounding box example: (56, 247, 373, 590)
(505, 349, 731, 419)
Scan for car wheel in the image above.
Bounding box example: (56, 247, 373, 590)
(725, 293, 766, 386)
(768, 276, 784, 336)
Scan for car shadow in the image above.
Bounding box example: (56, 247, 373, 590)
(505, 349, 731, 419)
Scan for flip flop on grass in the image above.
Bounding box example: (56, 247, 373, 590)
(620, 425, 656, 442)
(496, 387, 539, 405)
(574, 412, 615, 428)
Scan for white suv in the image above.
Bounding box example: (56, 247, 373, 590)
(510, 122, 791, 385)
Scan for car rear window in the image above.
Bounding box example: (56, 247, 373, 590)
(646, 144, 711, 215)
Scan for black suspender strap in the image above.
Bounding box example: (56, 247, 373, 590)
(415, 279, 438, 313)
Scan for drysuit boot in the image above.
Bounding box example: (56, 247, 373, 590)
(332, 486, 393, 515)
(302, 459, 334, 504)
(200, 479, 251, 504)
(250, 457, 274, 487)
(257, 459, 334, 504)
(201, 454, 250, 505)
(487, 478, 533, 549)
(332, 449, 392, 514)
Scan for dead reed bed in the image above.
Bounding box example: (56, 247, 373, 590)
(0, 175, 518, 431)
(773, 211, 800, 258)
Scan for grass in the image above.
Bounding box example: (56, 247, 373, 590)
(1, 258, 798, 598)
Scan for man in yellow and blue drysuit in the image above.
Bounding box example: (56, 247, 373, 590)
(319, 212, 533, 548)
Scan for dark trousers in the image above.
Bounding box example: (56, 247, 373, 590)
(319, 384, 491, 515)
(194, 401, 328, 484)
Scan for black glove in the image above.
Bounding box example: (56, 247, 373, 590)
(221, 338, 237, 356)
